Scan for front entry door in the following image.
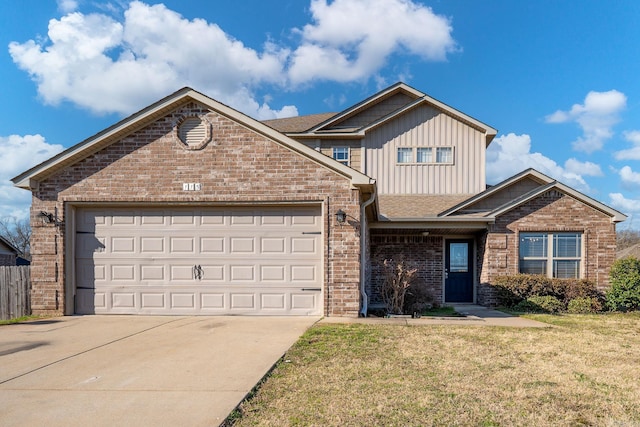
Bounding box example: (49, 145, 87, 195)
(445, 239, 474, 303)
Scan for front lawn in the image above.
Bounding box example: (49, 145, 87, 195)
(229, 312, 640, 426)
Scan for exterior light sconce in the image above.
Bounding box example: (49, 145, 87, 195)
(38, 211, 58, 225)
(335, 209, 347, 224)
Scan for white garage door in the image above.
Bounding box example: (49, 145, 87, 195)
(74, 206, 323, 315)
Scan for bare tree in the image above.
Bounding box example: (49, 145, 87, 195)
(617, 228, 640, 252)
(0, 216, 31, 259)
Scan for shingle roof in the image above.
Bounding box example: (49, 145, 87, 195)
(262, 113, 337, 133)
(617, 243, 640, 259)
(378, 194, 476, 219)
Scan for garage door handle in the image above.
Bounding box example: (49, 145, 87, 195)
(301, 288, 321, 291)
(193, 265, 203, 280)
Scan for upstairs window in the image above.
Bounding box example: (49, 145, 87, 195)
(397, 147, 413, 163)
(332, 147, 349, 166)
(396, 146, 454, 164)
(436, 147, 453, 163)
(519, 232, 582, 279)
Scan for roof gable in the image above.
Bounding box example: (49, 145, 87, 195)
(13, 88, 373, 190)
(442, 169, 627, 223)
(289, 82, 497, 145)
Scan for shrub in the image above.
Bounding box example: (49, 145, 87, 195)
(527, 295, 564, 313)
(513, 295, 563, 313)
(403, 282, 437, 314)
(558, 279, 603, 304)
(606, 257, 640, 312)
(378, 256, 418, 315)
(492, 274, 547, 307)
(567, 297, 603, 314)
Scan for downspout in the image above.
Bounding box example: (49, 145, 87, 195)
(359, 187, 376, 317)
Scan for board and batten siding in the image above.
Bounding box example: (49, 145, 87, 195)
(364, 105, 487, 195)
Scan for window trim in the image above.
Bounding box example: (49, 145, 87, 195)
(518, 232, 583, 279)
(395, 146, 454, 165)
(332, 146, 350, 166)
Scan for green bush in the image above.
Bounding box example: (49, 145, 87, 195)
(560, 279, 603, 304)
(491, 274, 601, 309)
(606, 257, 640, 312)
(527, 295, 564, 313)
(567, 297, 603, 314)
(513, 295, 564, 313)
(492, 274, 550, 307)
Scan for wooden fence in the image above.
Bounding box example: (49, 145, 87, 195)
(0, 266, 30, 320)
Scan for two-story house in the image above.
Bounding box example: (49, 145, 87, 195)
(13, 83, 625, 317)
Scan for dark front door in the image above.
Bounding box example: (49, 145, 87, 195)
(445, 239, 474, 303)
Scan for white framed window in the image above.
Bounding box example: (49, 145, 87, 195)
(396, 146, 454, 164)
(519, 232, 582, 279)
(436, 147, 453, 164)
(416, 147, 433, 163)
(332, 147, 349, 166)
(397, 147, 413, 163)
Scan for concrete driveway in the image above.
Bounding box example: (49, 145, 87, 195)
(0, 315, 319, 427)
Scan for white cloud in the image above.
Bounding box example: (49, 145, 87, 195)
(0, 135, 64, 220)
(9, 0, 456, 118)
(545, 90, 627, 153)
(288, 0, 457, 84)
(564, 158, 603, 177)
(609, 193, 640, 218)
(9, 1, 292, 118)
(57, 0, 78, 13)
(613, 130, 640, 160)
(486, 133, 600, 192)
(618, 165, 640, 188)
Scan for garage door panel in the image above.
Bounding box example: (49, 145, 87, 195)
(261, 237, 285, 253)
(230, 237, 255, 253)
(171, 293, 195, 309)
(201, 237, 225, 253)
(141, 265, 164, 281)
(261, 265, 285, 281)
(291, 237, 318, 254)
(75, 206, 323, 315)
(111, 237, 135, 253)
(230, 265, 255, 281)
(170, 237, 195, 253)
(231, 293, 255, 309)
(112, 292, 136, 308)
(141, 237, 165, 253)
(231, 213, 255, 225)
(262, 293, 286, 309)
(201, 293, 225, 309)
(112, 264, 136, 281)
(291, 293, 317, 310)
(141, 293, 165, 308)
(291, 265, 317, 281)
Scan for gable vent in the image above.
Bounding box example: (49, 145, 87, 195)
(178, 117, 207, 146)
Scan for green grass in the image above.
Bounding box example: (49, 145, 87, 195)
(230, 312, 640, 426)
(0, 314, 50, 325)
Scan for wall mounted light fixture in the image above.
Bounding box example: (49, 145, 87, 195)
(335, 209, 347, 224)
(38, 211, 57, 225)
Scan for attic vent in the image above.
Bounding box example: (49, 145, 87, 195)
(179, 117, 206, 145)
(177, 117, 211, 150)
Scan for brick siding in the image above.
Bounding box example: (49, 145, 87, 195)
(477, 190, 618, 306)
(369, 230, 444, 309)
(30, 102, 362, 317)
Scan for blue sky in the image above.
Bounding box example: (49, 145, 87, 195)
(2, 0, 640, 227)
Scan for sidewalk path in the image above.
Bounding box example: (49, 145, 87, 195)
(319, 305, 549, 328)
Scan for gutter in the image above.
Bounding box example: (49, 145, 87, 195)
(359, 187, 377, 317)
